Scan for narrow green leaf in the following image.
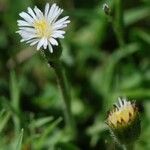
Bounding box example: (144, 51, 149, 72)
(0, 111, 11, 133)
(10, 71, 21, 134)
(10, 71, 20, 112)
(125, 7, 150, 26)
(16, 129, 24, 150)
(30, 116, 54, 128)
(35, 117, 63, 150)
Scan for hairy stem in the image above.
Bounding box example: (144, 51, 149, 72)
(114, 0, 125, 47)
(49, 60, 76, 136)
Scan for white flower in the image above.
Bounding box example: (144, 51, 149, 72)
(17, 3, 70, 53)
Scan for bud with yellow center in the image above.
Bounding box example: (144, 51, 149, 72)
(106, 97, 141, 145)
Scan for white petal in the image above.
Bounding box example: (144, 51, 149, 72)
(20, 35, 37, 42)
(49, 38, 58, 45)
(50, 7, 62, 22)
(37, 38, 45, 50)
(28, 7, 37, 20)
(26, 39, 35, 43)
(26, 38, 38, 44)
(51, 8, 63, 23)
(45, 3, 50, 17)
(47, 3, 57, 21)
(119, 99, 123, 107)
(18, 30, 36, 39)
(53, 24, 67, 30)
(43, 38, 48, 49)
(17, 20, 31, 26)
(48, 43, 53, 53)
(53, 30, 65, 35)
(53, 20, 70, 28)
(19, 27, 36, 33)
(53, 16, 70, 26)
(51, 33, 64, 38)
(51, 31, 65, 38)
(20, 39, 25, 42)
(34, 6, 43, 19)
(19, 12, 34, 24)
(30, 40, 39, 46)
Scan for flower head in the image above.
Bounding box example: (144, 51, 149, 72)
(17, 3, 70, 53)
(107, 97, 137, 128)
(106, 97, 141, 144)
(102, 3, 110, 15)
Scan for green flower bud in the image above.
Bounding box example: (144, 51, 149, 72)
(106, 97, 141, 145)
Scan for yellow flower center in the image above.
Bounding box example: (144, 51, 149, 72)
(34, 18, 52, 38)
(108, 104, 135, 127)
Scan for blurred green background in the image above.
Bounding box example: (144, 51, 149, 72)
(0, 0, 150, 149)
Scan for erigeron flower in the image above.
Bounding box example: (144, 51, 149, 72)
(106, 97, 141, 144)
(17, 3, 70, 53)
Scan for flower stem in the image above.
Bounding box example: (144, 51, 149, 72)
(114, 0, 125, 47)
(49, 60, 76, 136)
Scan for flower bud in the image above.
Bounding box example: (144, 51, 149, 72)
(106, 97, 141, 145)
(102, 3, 111, 15)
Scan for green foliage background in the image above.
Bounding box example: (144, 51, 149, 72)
(0, 0, 150, 149)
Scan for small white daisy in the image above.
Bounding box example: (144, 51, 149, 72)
(17, 3, 70, 53)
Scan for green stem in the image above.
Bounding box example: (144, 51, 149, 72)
(49, 60, 76, 136)
(113, 0, 125, 47)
